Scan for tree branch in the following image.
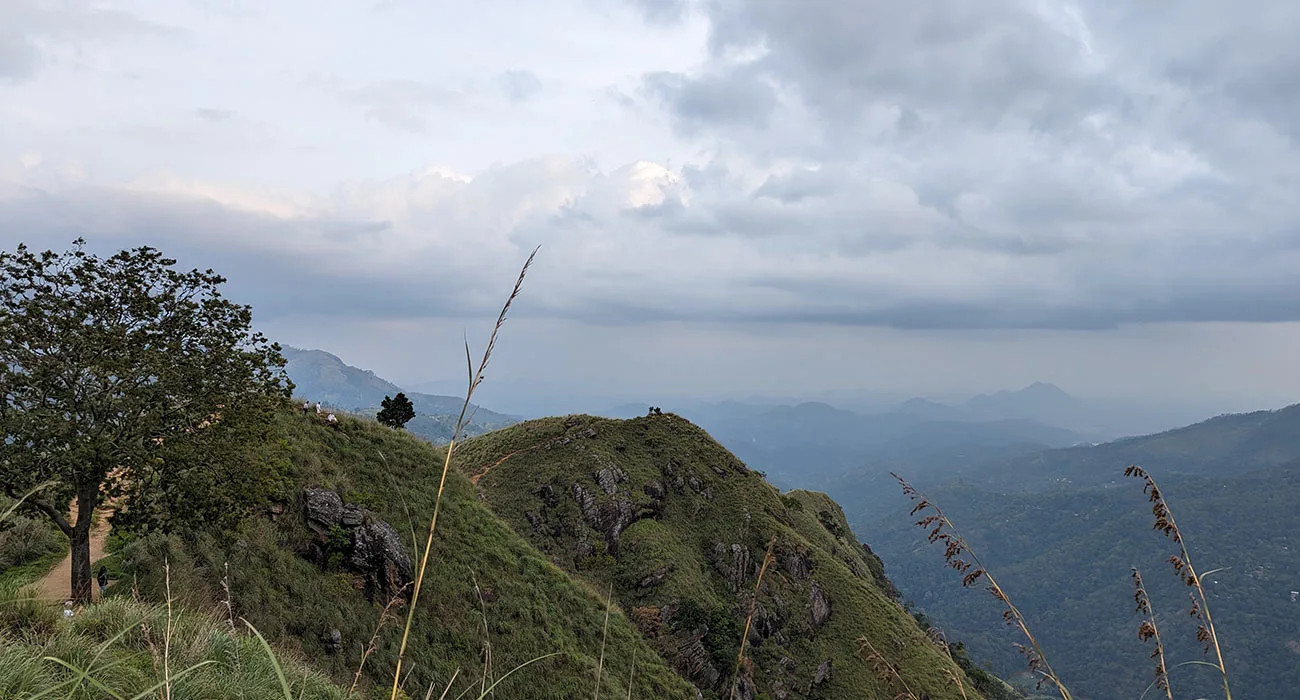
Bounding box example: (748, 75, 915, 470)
(5, 486, 72, 536)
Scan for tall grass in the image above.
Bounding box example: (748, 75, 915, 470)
(389, 247, 538, 700)
(1125, 465, 1231, 700)
(893, 472, 1074, 700)
(894, 465, 1236, 700)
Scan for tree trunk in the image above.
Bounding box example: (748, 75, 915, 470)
(68, 483, 98, 604)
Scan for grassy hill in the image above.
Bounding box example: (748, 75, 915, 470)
(113, 407, 694, 699)
(8, 400, 1023, 699)
(850, 404, 1300, 700)
(449, 412, 999, 699)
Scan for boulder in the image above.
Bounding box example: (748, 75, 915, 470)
(811, 659, 832, 688)
(322, 628, 343, 654)
(350, 518, 413, 601)
(303, 488, 343, 533)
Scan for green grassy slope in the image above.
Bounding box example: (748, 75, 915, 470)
(0, 595, 350, 699)
(450, 412, 987, 700)
(117, 409, 694, 699)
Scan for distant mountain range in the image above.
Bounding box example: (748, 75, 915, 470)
(838, 402, 1300, 700)
(281, 346, 518, 442)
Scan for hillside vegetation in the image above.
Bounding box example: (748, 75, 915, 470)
(117, 407, 694, 699)
(451, 412, 998, 699)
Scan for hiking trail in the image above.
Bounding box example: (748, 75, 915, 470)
(34, 497, 112, 605)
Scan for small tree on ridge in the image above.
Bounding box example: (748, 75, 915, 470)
(377, 392, 416, 429)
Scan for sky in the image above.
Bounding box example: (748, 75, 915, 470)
(2, 0, 1299, 416)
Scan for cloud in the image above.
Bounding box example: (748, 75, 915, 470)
(5, 0, 1300, 341)
(0, 0, 176, 82)
(626, 0, 691, 26)
(5, 143, 1300, 332)
(497, 69, 542, 102)
(194, 108, 235, 123)
(342, 79, 470, 133)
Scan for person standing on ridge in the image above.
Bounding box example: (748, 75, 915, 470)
(96, 566, 109, 598)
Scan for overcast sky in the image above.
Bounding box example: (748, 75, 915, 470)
(3, 0, 1299, 414)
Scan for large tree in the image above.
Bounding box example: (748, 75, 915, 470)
(0, 239, 291, 602)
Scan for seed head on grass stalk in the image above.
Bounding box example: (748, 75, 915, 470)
(855, 636, 918, 700)
(1124, 464, 1231, 700)
(1132, 567, 1173, 700)
(389, 246, 540, 700)
(892, 472, 1074, 700)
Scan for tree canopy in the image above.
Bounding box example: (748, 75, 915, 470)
(0, 239, 292, 600)
(377, 392, 416, 429)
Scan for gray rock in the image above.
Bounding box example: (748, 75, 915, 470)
(811, 659, 832, 688)
(340, 503, 365, 527)
(350, 518, 413, 601)
(594, 465, 628, 495)
(809, 581, 832, 632)
(303, 488, 343, 532)
(779, 548, 813, 581)
(322, 628, 343, 654)
(712, 542, 752, 593)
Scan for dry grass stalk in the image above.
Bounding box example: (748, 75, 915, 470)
(221, 561, 235, 630)
(1125, 464, 1231, 700)
(892, 472, 1074, 700)
(925, 627, 968, 700)
(388, 246, 539, 700)
(728, 535, 777, 700)
(855, 636, 918, 700)
(594, 582, 613, 700)
(164, 557, 174, 700)
(351, 581, 414, 697)
(625, 648, 637, 700)
(1131, 567, 1173, 700)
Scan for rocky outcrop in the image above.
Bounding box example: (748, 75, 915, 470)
(594, 464, 627, 494)
(810, 659, 832, 690)
(809, 581, 832, 632)
(298, 487, 413, 602)
(303, 488, 343, 533)
(675, 635, 722, 690)
(779, 547, 814, 581)
(712, 542, 753, 593)
(351, 518, 413, 601)
(569, 479, 651, 557)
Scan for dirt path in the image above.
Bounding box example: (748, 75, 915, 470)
(34, 498, 112, 605)
(469, 438, 558, 485)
